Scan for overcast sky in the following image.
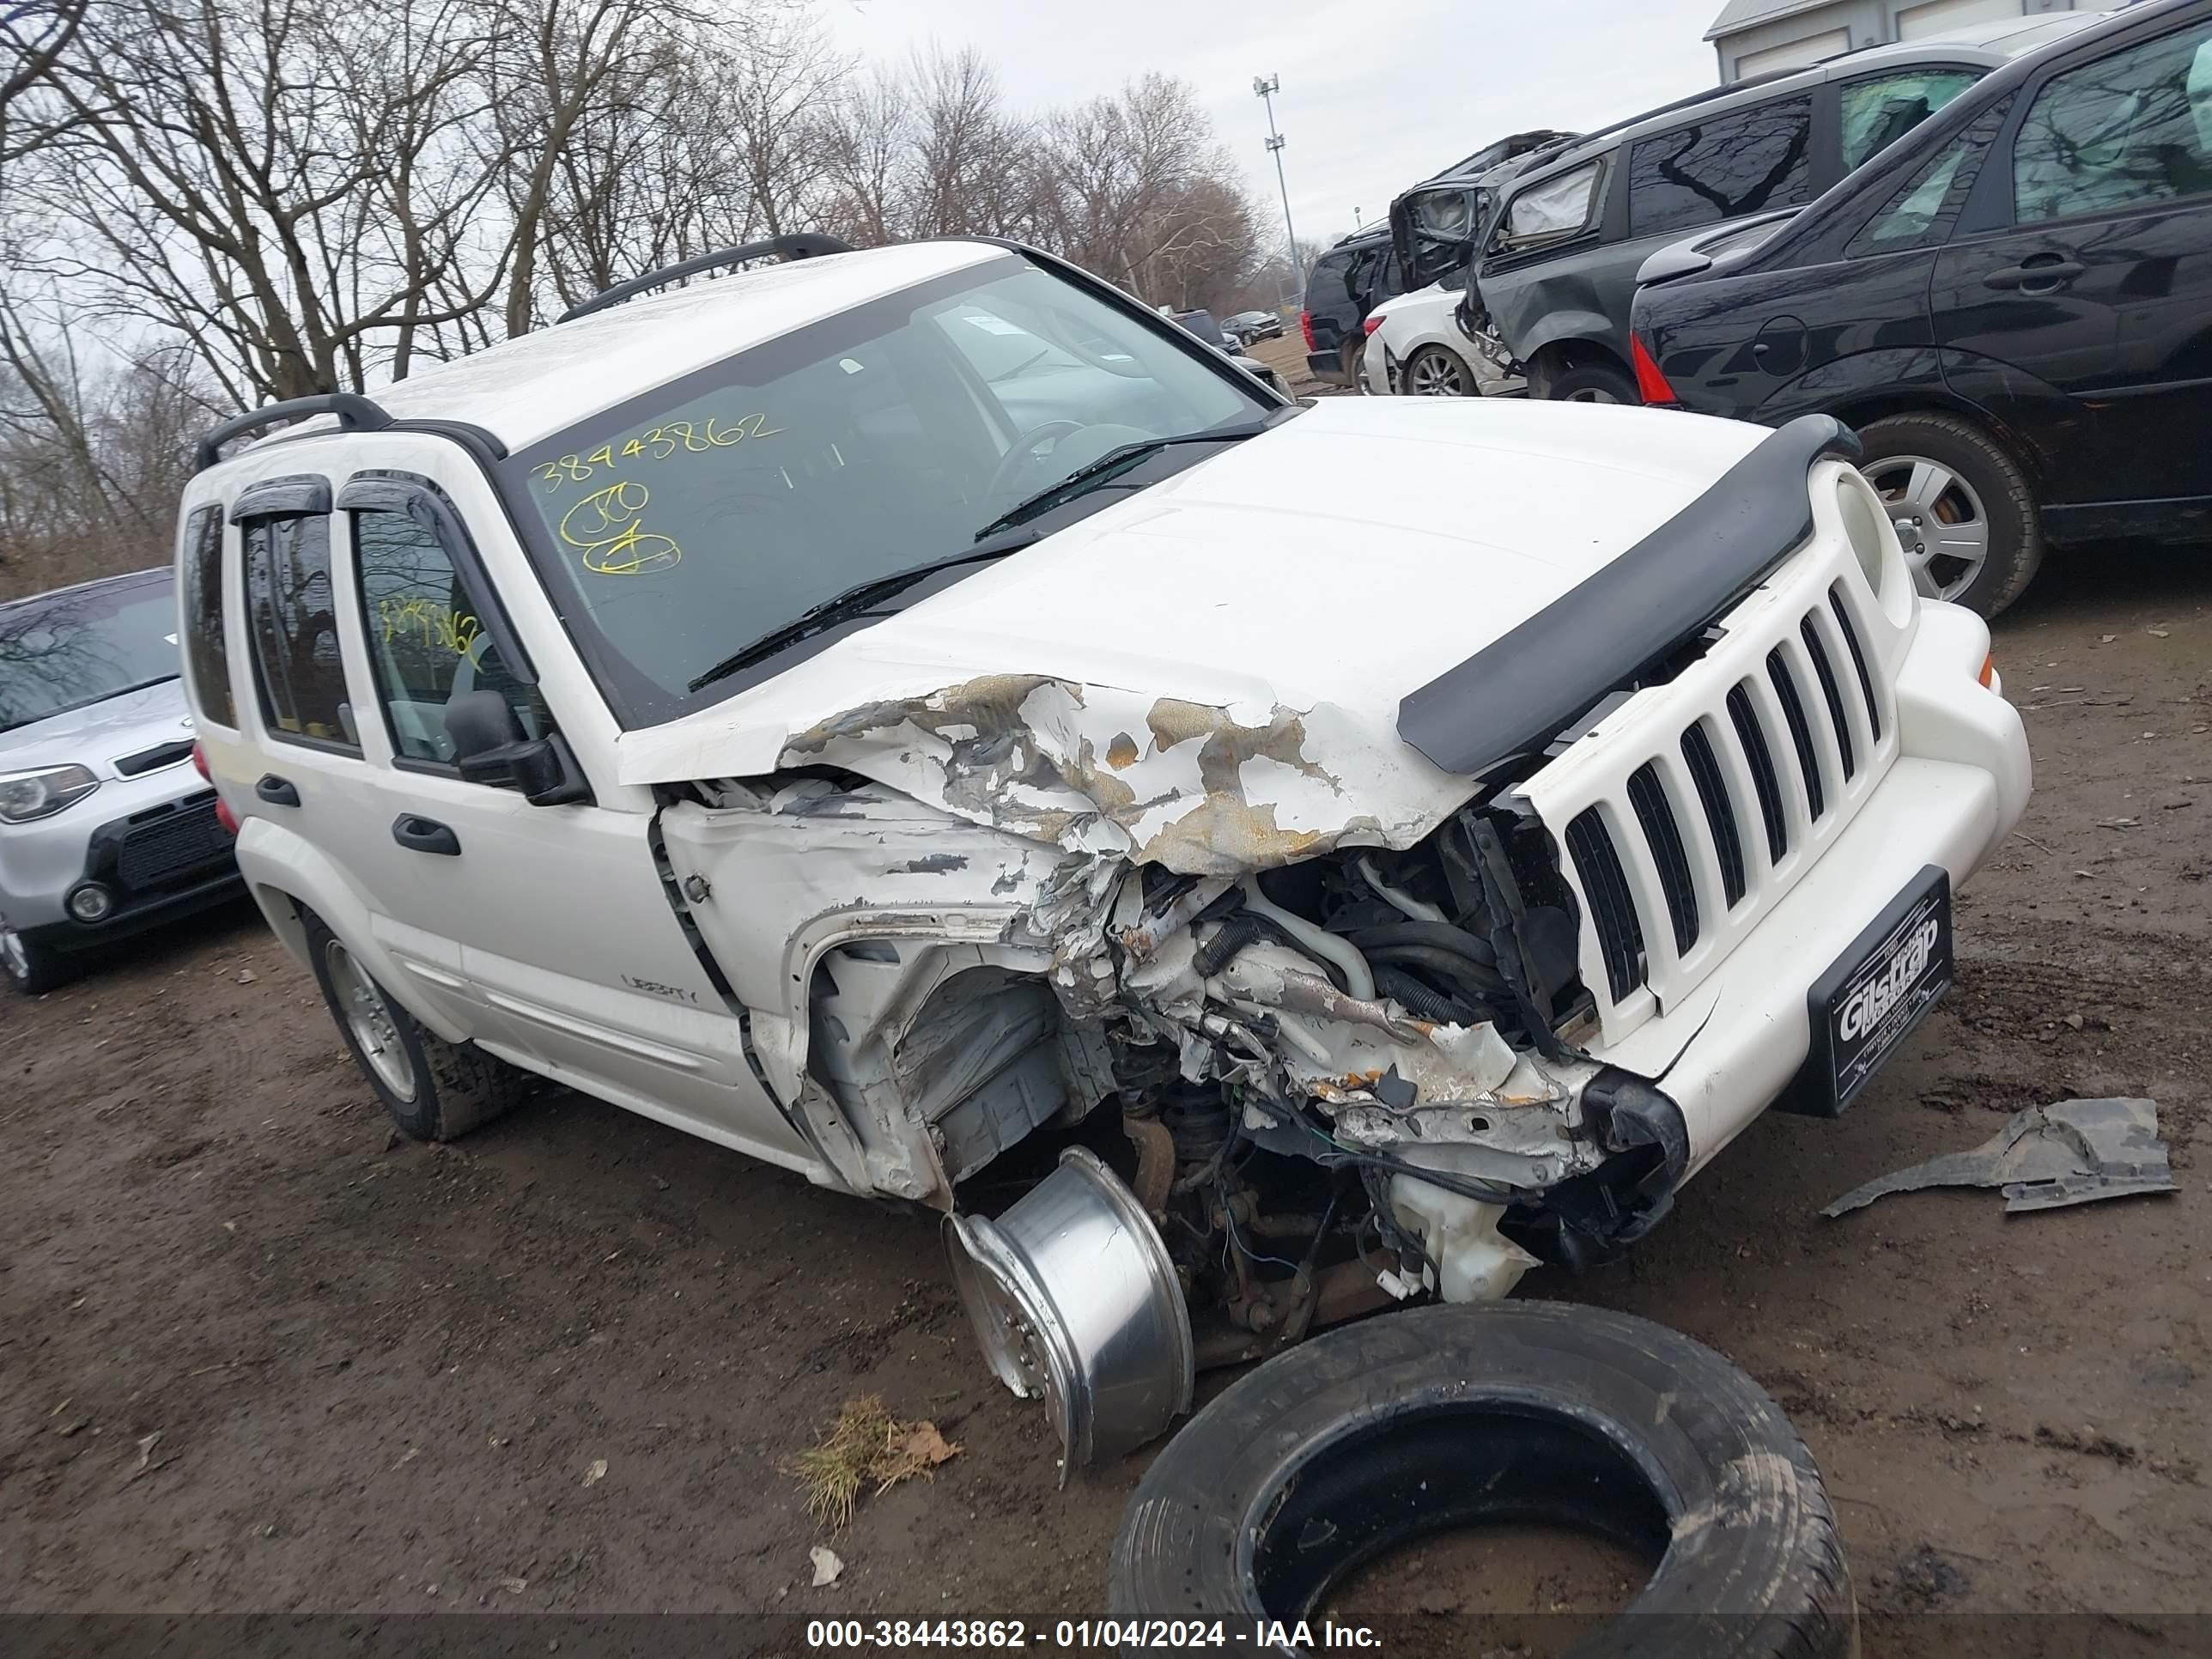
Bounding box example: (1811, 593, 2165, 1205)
(819, 0, 1728, 247)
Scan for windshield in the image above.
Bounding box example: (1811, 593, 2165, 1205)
(0, 572, 179, 733)
(508, 252, 1267, 726)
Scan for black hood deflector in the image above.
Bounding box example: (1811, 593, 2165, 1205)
(1397, 413, 1862, 777)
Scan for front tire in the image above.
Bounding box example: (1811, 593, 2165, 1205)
(302, 910, 532, 1141)
(2, 921, 71, 995)
(1856, 412, 2041, 618)
(1112, 1301, 1855, 1658)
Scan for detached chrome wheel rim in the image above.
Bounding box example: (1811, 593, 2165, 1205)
(325, 939, 416, 1100)
(1864, 454, 1990, 602)
(1408, 349, 1468, 396)
(2, 924, 29, 982)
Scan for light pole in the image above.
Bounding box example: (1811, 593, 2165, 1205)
(1253, 74, 1298, 311)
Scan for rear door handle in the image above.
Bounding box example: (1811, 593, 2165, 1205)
(255, 774, 300, 806)
(392, 814, 461, 856)
(1984, 257, 2084, 292)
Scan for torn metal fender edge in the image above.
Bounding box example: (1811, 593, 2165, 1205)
(1398, 413, 1862, 776)
(645, 807, 865, 1188)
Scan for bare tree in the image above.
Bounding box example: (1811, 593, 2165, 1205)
(1039, 75, 1260, 310)
(13, 0, 509, 400)
(481, 0, 721, 339)
(0, 7, 1273, 597)
(0, 0, 88, 164)
(0, 326, 218, 597)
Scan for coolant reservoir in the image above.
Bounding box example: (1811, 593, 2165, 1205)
(1389, 1146, 1540, 1303)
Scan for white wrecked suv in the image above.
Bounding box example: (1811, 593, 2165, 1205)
(179, 233, 2029, 1471)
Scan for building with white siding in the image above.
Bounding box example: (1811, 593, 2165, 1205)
(1706, 0, 2087, 81)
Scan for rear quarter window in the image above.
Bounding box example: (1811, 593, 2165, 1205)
(1308, 251, 1358, 313)
(1847, 97, 2014, 257)
(179, 503, 234, 726)
(1627, 95, 1815, 238)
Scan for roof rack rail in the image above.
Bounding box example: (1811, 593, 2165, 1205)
(193, 392, 392, 471)
(557, 232, 855, 324)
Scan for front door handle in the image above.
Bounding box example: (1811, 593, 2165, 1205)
(256, 774, 300, 806)
(392, 814, 461, 856)
(1984, 256, 2084, 292)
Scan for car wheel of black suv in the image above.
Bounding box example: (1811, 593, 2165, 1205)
(1856, 413, 2042, 620)
(1539, 357, 1638, 405)
(302, 909, 533, 1141)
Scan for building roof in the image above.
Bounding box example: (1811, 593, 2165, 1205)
(1705, 0, 1839, 42)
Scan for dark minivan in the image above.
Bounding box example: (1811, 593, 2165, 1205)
(1470, 15, 2103, 405)
(1300, 228, 1402, 387)
(1632, 0, 2212, 617)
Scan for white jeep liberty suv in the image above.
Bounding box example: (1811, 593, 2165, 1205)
(177, 233, 2029, 1469)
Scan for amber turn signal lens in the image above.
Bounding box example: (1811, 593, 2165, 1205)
(1978, 653, 1996, 688)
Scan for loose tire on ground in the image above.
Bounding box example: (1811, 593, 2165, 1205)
(301, 909, 532, 1141)
(1856, 411, 2042, 619)
(1110, 1300, 1855, 1659)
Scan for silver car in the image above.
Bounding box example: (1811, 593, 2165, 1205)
(1, 568, 242, 993)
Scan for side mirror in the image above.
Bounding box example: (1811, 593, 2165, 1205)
(443, 690, 592, 806)
(445, 688, 522, 758)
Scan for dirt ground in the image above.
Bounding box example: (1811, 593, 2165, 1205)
(3, 384, 2209, 1640)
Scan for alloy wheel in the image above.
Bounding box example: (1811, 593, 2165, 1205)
(324, 939, 417, 1100)
(1863, 454, 1990, 603)
(1408, 349, 1468, 397)
(1564, 386, 1620, 404)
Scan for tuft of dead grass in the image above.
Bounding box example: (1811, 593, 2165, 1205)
(793, 1394, 961, 1528)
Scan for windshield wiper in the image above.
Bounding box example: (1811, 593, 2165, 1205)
(970, 416, 1276, 541)
(686, 416, 1287, 696)
(0, 673, 181, 733)
(685, 527, 1043, 693)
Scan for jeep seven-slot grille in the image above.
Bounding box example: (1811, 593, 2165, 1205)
(1565, 808, 1644, 1003)
(1627, 763, 1698, 954)
(1830, 586, 1883, 743)
(1728, 684, 1789, 862)
(1681, 722, 1746, 908)
(1767, 647, 1825, 820)
(1558, 591, 1890, 1010)
(1802, 617, 1855, 781)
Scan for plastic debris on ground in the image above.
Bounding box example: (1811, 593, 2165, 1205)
(1822, 1097, 2173, 1218)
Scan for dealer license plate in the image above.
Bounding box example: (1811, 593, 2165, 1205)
(1803, 866, 1953, 1115)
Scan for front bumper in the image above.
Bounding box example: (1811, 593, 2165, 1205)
(3, 770, 241, 949)
(1595, 750, 2013, 1175)
(1577, 599, 2029, 1176)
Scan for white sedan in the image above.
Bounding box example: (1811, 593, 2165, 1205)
(1360, 280, 1522, 398)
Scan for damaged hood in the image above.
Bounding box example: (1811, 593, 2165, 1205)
(616, 398, 1767, 874)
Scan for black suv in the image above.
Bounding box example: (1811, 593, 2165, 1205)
(1300, 228, 1402, 386)
(1632, 0, 2212, 617)
(1469, 15, 2101, 404)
